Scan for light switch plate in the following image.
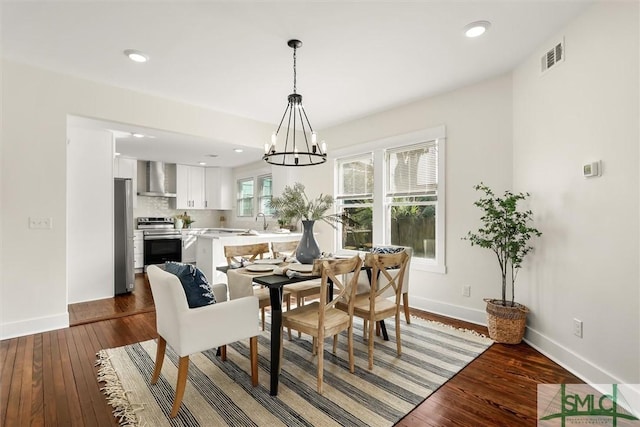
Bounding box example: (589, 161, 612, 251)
(29, 217, 53, 229)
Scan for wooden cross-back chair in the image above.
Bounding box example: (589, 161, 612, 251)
(281, 255, 362, 393)
(224, 242, 270, 266)
(271, 240, 322, 339)
(344, 250, 409, 369)
(270, 240, 299, 259)
(224, 242, 289, 330)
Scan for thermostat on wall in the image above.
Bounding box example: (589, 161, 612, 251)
(583, 161, 601, 177)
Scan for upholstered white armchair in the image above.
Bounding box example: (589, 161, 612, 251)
(146, 265, 260, 418)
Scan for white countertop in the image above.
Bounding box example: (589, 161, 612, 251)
(199, 230, 301, 239)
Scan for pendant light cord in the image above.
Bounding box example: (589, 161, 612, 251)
(292, 46, 297, 95)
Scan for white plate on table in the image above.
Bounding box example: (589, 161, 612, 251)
(245, 264, 276, 272)
(287, 264, 313, 273)
(253, 258, 283, 265)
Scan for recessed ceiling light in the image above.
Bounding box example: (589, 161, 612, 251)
(131, 132, 145, 138)
(124, 49, 149, 63)
(114, 152, 121, 156)
(198, 162, 207, 166)
(207, 154, 219, 158)
(464, 21, 491, 38)
(234, 148, 243, 153)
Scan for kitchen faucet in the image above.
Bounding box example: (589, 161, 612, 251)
(256, 212, 268, 231)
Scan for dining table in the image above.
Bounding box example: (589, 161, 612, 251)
(217, 262, 320, 396)
(217, 256, 389, 396)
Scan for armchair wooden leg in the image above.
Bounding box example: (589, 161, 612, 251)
(219, 344, 227, 361)
(151, 336, 166, 384)
(403, 292, 411, 324)
(250, 336, 259, 387)
(170, 356, 189, 418)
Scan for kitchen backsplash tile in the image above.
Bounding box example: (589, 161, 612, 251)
(134, 195, 229, 228)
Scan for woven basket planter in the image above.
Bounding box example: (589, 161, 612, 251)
(484, 298, 529, 344)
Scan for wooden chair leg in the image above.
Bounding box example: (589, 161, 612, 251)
(219, 344, 227, 361)
(312, 337, 317, 356)
(395, 313, 402, 356)
(317, 333, 324, 394)
(261, 307, 266, 331)
(368, 316, 375, 370)
(170, 356, 189, 418)
(151, 336, 167, 384)
(363, 319, 368, 339)
(279, 329, 284, 375)
(297, 297, 303, 338)
(287, 297, 292, 340)
(250, 336, 259, 386)
(332, 334, 338, 353)
(348, 325, 355, 373)
(403, 292, 411, 324)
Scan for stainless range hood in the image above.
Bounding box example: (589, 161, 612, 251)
(138, 161, 177, 197)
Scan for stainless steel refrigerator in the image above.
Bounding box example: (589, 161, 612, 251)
(114, 178, 135, 295)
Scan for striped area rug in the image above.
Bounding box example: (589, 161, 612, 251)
(96, 317, 492, 426)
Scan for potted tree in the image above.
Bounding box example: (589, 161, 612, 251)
(464, 183, 542, 344)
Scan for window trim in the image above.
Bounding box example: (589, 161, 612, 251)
(257, 174, 274, 216)
(236, 177, 255, 218)
(235, 173, 273, 218)
(332, 125, 446, 274)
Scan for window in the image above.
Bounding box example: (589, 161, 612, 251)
(334, 126, 446, 273)
(336, 154, 374, 251)
(237, 178, 254, 217)
(257, 175, 274, 215)
(236, 174, 273, 218)
(386, 142, 438, 259)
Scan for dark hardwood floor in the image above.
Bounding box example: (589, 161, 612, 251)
(2, 275, 583, 426)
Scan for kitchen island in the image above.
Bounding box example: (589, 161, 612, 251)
(196, 230, 302, 283)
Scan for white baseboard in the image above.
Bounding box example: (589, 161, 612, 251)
(524, 327, 630, 386)
(412, 296, 631, 388)
(411, 295, 487, 327)
(0, 312, 69, 340)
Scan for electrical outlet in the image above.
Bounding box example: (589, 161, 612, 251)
(573, 318, 583, 338)
(29, 217, 53, 229)
(462, 285, 471, 297)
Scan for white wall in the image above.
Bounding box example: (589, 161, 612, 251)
(0, 60, 273, 339)
(512, 2, 639, 384)
(67, 126, 114, 303)
(318, 73, 514, 323)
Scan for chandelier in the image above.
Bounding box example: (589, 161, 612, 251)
(263, 39, 327, 167)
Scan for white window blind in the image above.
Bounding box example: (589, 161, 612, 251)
(336, 154, 374, 200)
(386, 141, 438, 197)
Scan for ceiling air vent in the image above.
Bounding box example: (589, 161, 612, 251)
(541, 39, 564, 73)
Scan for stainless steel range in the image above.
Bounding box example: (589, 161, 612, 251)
(137, 217, 182, 266)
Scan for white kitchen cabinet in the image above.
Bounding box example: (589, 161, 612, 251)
(114, 156, 137, 208)
(133, 231, 144, 270)
(181, 229, 201, 264)
(205, 167, 233, 210)
(176, 164, 205, 209)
